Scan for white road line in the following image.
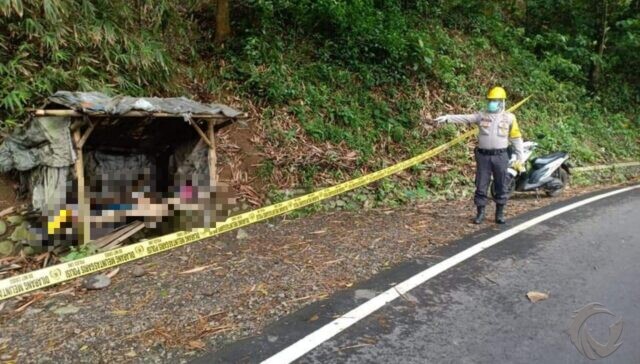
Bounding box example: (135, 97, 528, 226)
(261, 185, 640, 364)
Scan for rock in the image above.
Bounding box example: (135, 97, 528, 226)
(24, 307, 44, 316)
(2, 299, 19, 312)
(354, 289, 377, 300)
(335, 199, 346, 207)
(236, 228, 249, 240)
(83, 274, 111, 290)
(9, 223, 36, 242)
(132, 265, 146, 278)
(54, 305, 79, 315)
(0, 240, 15, 256)
(201, 289, 217, 297)
(0, 220, 6, 236)
(21, 246, 36, 256)
(6, 215, 23, 226)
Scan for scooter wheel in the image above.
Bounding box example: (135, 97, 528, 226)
(545, 168, 569, 197)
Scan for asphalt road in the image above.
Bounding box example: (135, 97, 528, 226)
(197, 186, 640, 364)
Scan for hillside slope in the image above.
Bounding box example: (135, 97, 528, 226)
(1, 1, 639, 205)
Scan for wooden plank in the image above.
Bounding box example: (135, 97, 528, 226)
(77, 121, 96, 149)
(32, 109, 246, 120)
(72, 129, 90, 245)
(70, 119, 87, 131)
(92, 221, 140, 248)
(208, 120, 217, 186)
(95, 221, 145, 252)
(190, 122, 213, 148)
(0, 206, 16, 218)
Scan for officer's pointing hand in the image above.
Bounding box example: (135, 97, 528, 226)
(435, 116, 448, 125)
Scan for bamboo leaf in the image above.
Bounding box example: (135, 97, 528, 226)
(10, 0, 23, 17)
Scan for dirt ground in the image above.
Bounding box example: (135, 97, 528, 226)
(0, 175, 18, 212)
(0, 180, 636, 363)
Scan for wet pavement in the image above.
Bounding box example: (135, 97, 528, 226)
(202, 186, 640, 363)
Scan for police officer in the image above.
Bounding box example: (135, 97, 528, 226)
(435, 87, 525, 224)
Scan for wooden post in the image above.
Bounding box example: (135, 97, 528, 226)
(205, 121, 218, 228)
(190, 121, 213, 148)
(72, 128, 91, 245)
(207, 120, 217, 186)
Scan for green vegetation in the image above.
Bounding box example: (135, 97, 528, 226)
(60, 242, 98, 262)
(1, 1, 639, 193)
(0, 0, 188, 126)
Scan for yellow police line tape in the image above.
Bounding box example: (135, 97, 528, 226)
(572, 161, 640, 173)
(0, 97, 531, 301)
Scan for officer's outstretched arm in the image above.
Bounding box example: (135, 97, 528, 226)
(509, 118, 525, 162)
(439, 114, 481, 124)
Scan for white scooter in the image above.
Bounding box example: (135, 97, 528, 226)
(491, 141, 571, 198)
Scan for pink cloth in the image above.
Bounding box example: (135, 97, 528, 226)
(180, 186, 194, 200)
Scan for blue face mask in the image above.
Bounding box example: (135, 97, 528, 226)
(487, 100, 502, 113)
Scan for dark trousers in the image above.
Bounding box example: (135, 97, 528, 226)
(474, 150, 509, 207)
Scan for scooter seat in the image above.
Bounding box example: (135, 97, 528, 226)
(533, 152, 567, 165)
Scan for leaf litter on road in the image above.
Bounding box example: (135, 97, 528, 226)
(526, 291, 549, 303)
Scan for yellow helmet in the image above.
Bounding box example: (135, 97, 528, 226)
(487, 86, 507, 100)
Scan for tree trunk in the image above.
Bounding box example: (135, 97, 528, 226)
(215, 0, 231, 43)
(589, 0, 608, 92)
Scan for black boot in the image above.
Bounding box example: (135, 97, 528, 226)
(495, 204, 506, 224)
(473, 206, 486, 224)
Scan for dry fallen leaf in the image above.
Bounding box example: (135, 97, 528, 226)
(187, 340, 206, 350)
(14, 294, 44, 313)
(308, 314, 319, 322)
(257, 283, 269, 296)
(526, 291, 549, 303)
(106, 267, 120, 278)
(48, 288, 75, 298)
(0, 263, 21, 273)
(179, 264, 218, 275)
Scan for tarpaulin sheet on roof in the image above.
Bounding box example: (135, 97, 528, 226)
(47, 91, 243, 118)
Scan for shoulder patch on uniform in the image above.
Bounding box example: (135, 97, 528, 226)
(509, 118, 522, 139)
